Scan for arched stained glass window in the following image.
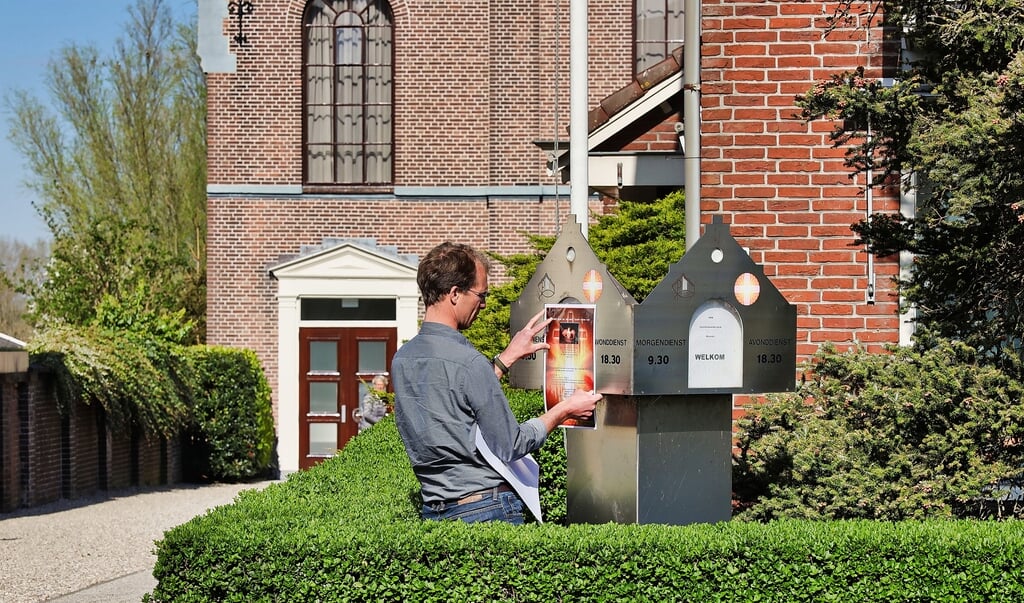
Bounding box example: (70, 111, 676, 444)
(305, 0, 394, 186)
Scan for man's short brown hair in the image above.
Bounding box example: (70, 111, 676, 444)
(417, 242, 491, 307)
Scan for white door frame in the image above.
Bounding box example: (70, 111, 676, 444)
(270, 241, 419, 474)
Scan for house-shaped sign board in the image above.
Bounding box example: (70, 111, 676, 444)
(511, 215, 796, 396)
(633, 215, 797, 394)
(509, 214, 796, 526)
(509, 216, 637, 395)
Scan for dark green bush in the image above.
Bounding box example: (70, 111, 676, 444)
(734, 340, 1024, 521)
(182, 345, 275, 481)
(506, 387, 569, 524)
(149, 406, 1024, 602)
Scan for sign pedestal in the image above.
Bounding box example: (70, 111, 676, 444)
(565, 394, 732, 525)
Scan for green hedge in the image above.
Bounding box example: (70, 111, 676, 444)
(181, 345, 275, 481)
(30, 325, 275, 482)
(149, 392, 1024, 602)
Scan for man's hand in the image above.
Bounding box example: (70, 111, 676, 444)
(538, 389, 602, 433)
(497, 309, 552, 369)
(561, 388, 601, 421)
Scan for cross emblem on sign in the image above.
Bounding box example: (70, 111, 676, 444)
(582, 269, 603, 303)
(734, 272, 761, 306)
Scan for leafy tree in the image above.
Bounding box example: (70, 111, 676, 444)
(796, 1, 1024, 360)
(4, 0, 206, 340)
(0, 237, 48, 341)
(464, 191, 686, 357)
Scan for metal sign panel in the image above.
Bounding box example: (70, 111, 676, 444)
(509, 214, 797, 526)
(510, 218, 636, 395)
(512, 215, 796, 396)
(633, 215, 797, 394)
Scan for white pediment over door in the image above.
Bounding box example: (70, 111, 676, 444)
(270, 239, 419, 298)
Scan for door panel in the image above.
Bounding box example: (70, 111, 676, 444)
(299, 327, 396, 469)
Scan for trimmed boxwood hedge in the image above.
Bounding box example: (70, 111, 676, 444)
(148, 390, 1024, 602)
(181, 345, 275, 481)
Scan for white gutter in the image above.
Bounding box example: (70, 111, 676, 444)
(683, 0, 702, 249)
(570, 0, 589, 236)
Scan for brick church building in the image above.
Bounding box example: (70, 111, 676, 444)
(197, 0, 904, 473)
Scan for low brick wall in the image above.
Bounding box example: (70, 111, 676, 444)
(0, 368, 182, 513)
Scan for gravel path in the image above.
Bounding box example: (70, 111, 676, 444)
(0, 480, 276, 602)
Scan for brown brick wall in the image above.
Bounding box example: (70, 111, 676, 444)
(1, 369, 182, 513)
(106, 427, 133, 490)
(0, 376, 21, 511)
(206, 1, 903, 425)
(65, 392, 101, 499)
(205, 1, 305, 185)
(136, 434, 165, 487)
(25, 375, 61, 507)
(207, 0, 633, 187)
(206, 194, 581, 412)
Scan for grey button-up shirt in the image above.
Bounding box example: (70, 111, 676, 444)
(393, 321, 547, 504)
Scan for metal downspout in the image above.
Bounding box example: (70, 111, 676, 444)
(569, 0, 589, 236)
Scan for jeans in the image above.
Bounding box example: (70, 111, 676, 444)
(422, 488, 525, 525)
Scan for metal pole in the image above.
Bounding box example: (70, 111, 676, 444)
(570, 0, 589, 237)
(683, 0, 702, 249)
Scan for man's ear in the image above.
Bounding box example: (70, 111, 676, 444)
(448, 286, 460, 305)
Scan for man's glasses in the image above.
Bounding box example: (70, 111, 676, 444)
(465, 288, 489, 303)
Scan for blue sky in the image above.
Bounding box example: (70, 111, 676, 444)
(0, 1, 196, 244)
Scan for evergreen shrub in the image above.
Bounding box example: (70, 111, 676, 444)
(734, 339, 1024, 521)
(182, 345, 275, 481)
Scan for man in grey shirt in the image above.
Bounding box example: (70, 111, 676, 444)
(393, 242, 601, 524)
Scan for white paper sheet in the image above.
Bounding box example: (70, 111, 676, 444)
(473, 426, 543, 523)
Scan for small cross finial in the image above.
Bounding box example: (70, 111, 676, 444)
(228, 1, 255, 46)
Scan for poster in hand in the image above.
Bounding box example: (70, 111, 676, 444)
(544, 304, 597, 428)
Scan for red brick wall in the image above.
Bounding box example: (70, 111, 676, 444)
(701, 1, 900, 360)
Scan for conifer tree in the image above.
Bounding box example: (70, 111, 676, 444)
(797, 0, 1024, 359)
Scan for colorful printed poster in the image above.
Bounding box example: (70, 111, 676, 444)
(544, 304, 597, 429)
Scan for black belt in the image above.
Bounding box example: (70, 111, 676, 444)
(453, 484, 513, 506)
